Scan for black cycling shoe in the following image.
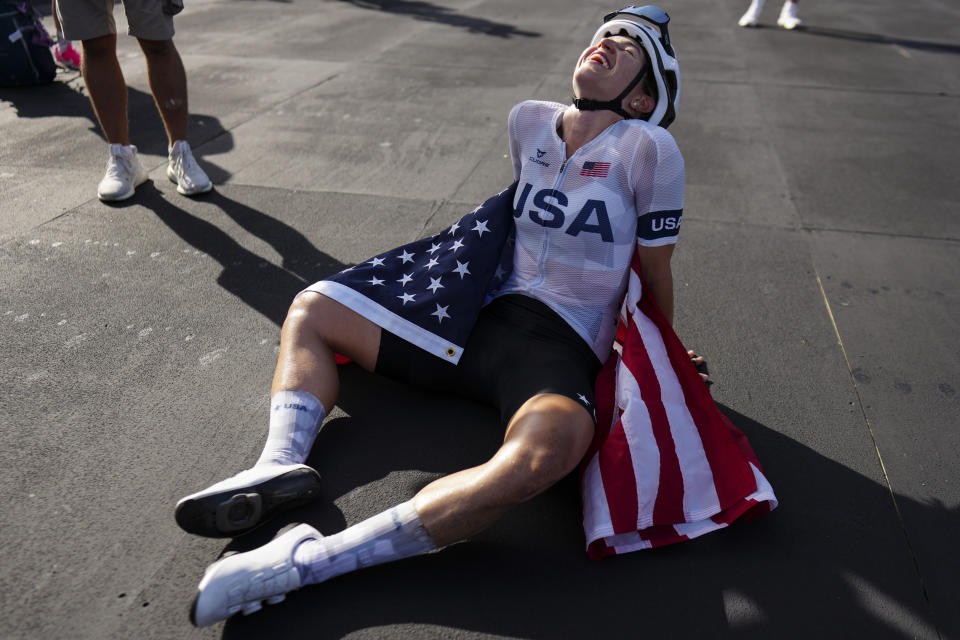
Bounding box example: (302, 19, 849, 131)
(175, 463, 322, 538)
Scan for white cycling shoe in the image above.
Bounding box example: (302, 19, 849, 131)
(191, 523, 322, 627)
(175, 463, 322, 538)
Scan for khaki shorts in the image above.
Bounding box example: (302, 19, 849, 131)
(55, 0, 175, 41)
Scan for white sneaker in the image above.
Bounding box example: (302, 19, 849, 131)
(167, 139, 212, 196)
(738, 0, 764, 27)
(97, 144, 148, 201)
(777, 1, 802, 29)
(175, 463, 322, 537)
(191, 523, 322, 627)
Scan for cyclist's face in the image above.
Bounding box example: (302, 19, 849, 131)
(573, 35, 646, 101)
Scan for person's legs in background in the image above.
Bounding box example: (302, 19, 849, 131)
(80, 32, 149, 201)
(138, 37, 211, 195)
(51, 0, 81, 69)
(738, 0, 801, 29)
(56, 0, 148, 201)
(777, 0, 801, 30)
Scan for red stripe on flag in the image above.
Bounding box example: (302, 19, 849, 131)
(619, 317, 686, 526)
(636, 285, 759, 508)
(589, 353, 618, 459)
(639, 524, 689, 549)
(587, 537, 615, 560)
(598, 419, 639, 534)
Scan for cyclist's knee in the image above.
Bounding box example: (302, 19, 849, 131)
(285, 291, 332, 334)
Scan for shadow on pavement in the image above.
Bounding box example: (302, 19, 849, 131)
(119, 180, 950, 637)
(119, 183, 952, 637)
(0, 80, 232, 172)
(336, 0, 541, 38)
(0, 78, 95, 120)
(789, 24, 960, 55)
(211, 365, 950, 638)
(134, 183, 346, 325)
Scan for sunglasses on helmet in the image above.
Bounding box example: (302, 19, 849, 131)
(603, 5, 672, 50)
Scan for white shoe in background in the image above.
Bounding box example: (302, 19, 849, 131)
(777, 1, 802, 29)
(167, 139, 212, 196)
(738, 0, 765, 27)
(97, 143, 148, 202)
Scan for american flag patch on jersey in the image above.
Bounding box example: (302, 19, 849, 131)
(581, 161, 611, 177)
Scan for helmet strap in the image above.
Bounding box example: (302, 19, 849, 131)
(573, 67, 648, 120)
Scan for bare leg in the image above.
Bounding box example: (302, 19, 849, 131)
(270, 291, 381, 411)
(288, 392, 594, 586)
(81, 35, 129, 145)
(138, 38, 188, 145)
(175, 291, 381, 537)
(413, 393, 595, 546)
(190, 338, 596, 624)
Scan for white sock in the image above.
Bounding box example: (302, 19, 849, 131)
(293, 500, 437, 586)
(255, 390, 326, 467)
(747, 0, 765, 13)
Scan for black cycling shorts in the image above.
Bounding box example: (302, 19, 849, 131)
(375, 294, 602, 426)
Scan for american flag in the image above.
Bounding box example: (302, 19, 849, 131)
(581, 161, 611, 177)
(581, 251, 778, 558)
(312, 184, 517, 364)
(313, 183, 777, 557)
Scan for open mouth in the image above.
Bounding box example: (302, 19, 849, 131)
(586, 49, 611, 69)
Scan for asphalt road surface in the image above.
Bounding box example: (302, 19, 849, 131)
(1, 0, 958, 638)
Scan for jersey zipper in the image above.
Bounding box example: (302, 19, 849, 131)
(531, 140, 572, 291)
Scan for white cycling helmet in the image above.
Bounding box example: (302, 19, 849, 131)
(574, 5, 681, 128)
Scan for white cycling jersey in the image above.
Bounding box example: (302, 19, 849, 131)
(496, 100, 685, 361)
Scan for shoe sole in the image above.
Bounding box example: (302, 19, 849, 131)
(189, 594, 201, 626)
(188, 585, 289, 626)
(98, 189, 135, 202)
(167, 167, 213, 196)
(188, 525, 317, 626)
(177, 183, 213, 196)
(175, 468, 322, 538)
(98, 174, 149, 202)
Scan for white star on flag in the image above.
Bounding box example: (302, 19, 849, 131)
(472, 220, 490, 237)
(316, 182, 518, 365)
(427, 276, 444, 294)
(431, 304, 450, 323)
